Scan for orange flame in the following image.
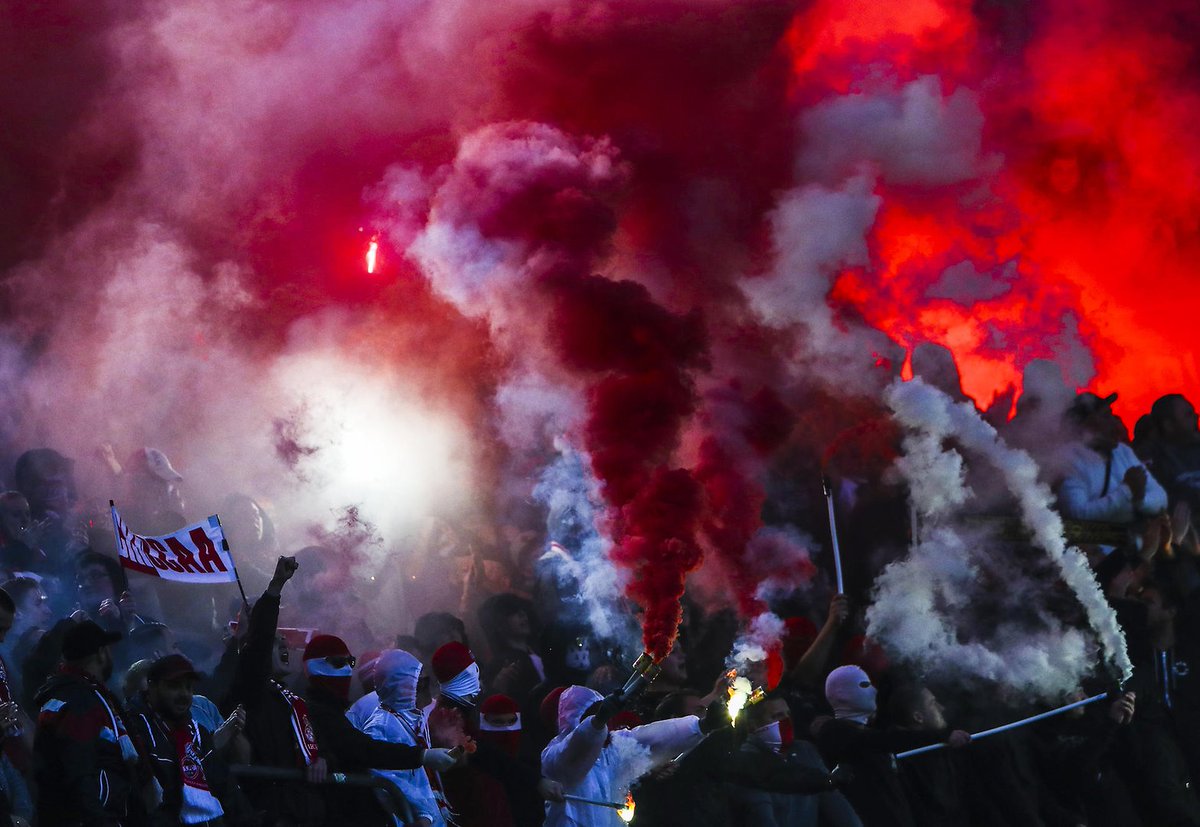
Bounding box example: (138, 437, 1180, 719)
(618, 792, 635, 823)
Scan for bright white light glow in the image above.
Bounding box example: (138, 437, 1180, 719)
(273, 352, 471, 545)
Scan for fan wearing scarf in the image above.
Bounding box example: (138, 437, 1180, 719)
(34, 620, 155, 826)
(228, 556, 329, 827)
(427, 643, 480, 764)
(303, 636, 455, 827)
(428, 643, 512, 827)
(360, 649, 449, 827)
(126, 653, 247, 827)
(541, 686, 706, 827)
(478, 695, 521, 758)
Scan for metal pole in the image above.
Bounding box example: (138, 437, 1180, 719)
(561, 794, 623, 810)
(896, 693, 1109, 759)
(822, 477, 845, 593)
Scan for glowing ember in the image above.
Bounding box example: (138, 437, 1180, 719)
(365, 236, 379, 274)
(618, 792, 635, 823)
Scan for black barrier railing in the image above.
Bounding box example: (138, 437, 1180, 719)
(229, 764, 417, 825)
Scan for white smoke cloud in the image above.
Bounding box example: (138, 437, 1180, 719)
(867, 378, 1131, 698)
(797, 75, 986, 187)
(269, 343, 475, 551)
(730, 611, 786, 671)
(609, 731, 653, 800)
(926, 260, 1018, 304)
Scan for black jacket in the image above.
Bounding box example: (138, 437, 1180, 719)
(636, 726, 836, 827)
(228, 591, 324, 826)
(126, 697, 227, 827)
(815, 717, 950, 827)
(33, 665, 146, 827)
(305, 684, 425, 827)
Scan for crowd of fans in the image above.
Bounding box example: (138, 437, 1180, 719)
(0, 364, 1196, 826)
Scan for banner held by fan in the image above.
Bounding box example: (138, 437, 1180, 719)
(110, 501, 249, 605)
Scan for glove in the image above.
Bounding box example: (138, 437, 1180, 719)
(590, 694, 626, 729)
(422, 748, 458, 772)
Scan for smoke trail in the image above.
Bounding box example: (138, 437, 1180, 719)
(383, 121, 709, 660)
(747, 525, 818, 604)
(532, 442, 638, 651)
(867, 378, 1131, 697)
(693, 383, 798, 617)
(609, 733, 653, 803)
(729, 611, 787, 673)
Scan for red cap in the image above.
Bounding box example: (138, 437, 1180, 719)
(431, 641, 476, 682)
(304, 634, 351, 662)
(539, 687, 567, 731)
(481, 694, 519, 716)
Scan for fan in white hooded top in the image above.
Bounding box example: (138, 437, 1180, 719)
(359, 650, 447, 827)
(541, 685, 705, 827)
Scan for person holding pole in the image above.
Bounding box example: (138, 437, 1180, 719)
(541, 684, 710, 827)
(813, 666, 969, 827)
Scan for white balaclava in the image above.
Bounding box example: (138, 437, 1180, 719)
(376, 649, 424, 728)
(825, 665, 877, 724)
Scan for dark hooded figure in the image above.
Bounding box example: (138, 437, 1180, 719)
(814, 666, 970, 827)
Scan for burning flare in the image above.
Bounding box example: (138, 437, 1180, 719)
(618, 792, 635, 823)
(365, 235, 379, 274)
(725, 671, 763, 723)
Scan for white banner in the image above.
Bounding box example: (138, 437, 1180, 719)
(111, 504, 239, 584)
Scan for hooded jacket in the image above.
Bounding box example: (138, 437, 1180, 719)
(306, 682, 426, 827)
(541, 686, 704, 827)
(360, 649, 446, 827)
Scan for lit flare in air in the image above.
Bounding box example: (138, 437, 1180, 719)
(365, 236, 379, 274)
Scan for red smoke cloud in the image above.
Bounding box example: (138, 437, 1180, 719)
(790, 0, 1200, 422)
(552, 275, 709, 658)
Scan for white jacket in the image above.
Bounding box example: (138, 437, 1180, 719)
(541, 686, 703, 827)
(358, 650, 445, 827)
(1059, 442, 1167, 523)
(347, 690, 379, 730)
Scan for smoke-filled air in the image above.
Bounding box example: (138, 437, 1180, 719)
(5, 4, 1200, 822)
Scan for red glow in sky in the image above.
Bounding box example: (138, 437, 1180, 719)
(791, 0, 1200, 423)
